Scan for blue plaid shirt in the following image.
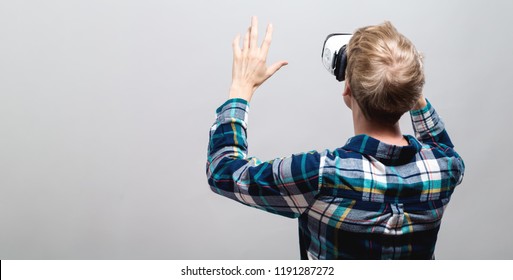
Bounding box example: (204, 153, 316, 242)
(206, 98, 464, 259)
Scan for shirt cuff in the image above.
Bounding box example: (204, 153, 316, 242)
(410, 99, 445, 138)
(215, 98, 250, 129)
(410, 98, 431, 116)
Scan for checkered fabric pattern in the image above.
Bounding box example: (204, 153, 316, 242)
(206, 98, 464, 259)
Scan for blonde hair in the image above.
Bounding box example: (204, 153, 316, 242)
(346, 21, 424, 124)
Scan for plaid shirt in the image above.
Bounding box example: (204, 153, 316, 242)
(206, 98, 464, 259)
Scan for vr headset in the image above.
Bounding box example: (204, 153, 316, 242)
(321, 33, 352, 82)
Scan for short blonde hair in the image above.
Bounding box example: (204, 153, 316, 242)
(346, 21, 424, 124)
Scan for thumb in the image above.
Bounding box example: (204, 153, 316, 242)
(267, 60, 288, 77)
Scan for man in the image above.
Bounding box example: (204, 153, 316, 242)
(206, 16, 464, 259)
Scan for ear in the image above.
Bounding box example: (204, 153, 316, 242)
(342, 81, 352, 109)
(342, 81, 352, 97)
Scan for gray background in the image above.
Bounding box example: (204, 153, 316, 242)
(1, 0, 512, 259)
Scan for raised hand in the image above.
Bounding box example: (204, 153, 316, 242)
(229, 16, 288, 102)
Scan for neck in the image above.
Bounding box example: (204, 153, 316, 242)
(352, 108, 407, 146)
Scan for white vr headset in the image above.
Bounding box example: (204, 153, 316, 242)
(321, 33, 352, 82)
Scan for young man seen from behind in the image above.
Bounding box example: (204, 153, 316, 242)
(206, 16, 465, 259)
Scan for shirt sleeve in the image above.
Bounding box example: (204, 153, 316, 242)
(410, 99, 465, 185)
(206, 98, 323, 218)
(410, 99, 451, 147)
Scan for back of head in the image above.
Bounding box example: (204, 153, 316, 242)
(346, 21, 424, 125)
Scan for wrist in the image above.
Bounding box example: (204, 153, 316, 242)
(412, 97, 427, 110)
(229, 83, 255, 102)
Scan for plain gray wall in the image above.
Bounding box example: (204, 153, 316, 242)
(1, 0, 512, 259)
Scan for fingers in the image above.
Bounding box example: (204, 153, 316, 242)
(267, 60, 288, 77)
(242, 17, 273, 59)
(242, 27, 250, 55)
(232, 34, 241, 60)
(250, 16, 258, 50)
(261, 23, 273, 58)
(232, 16, 287, 91)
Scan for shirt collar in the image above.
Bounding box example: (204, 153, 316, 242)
(342, 134, 422, 166)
